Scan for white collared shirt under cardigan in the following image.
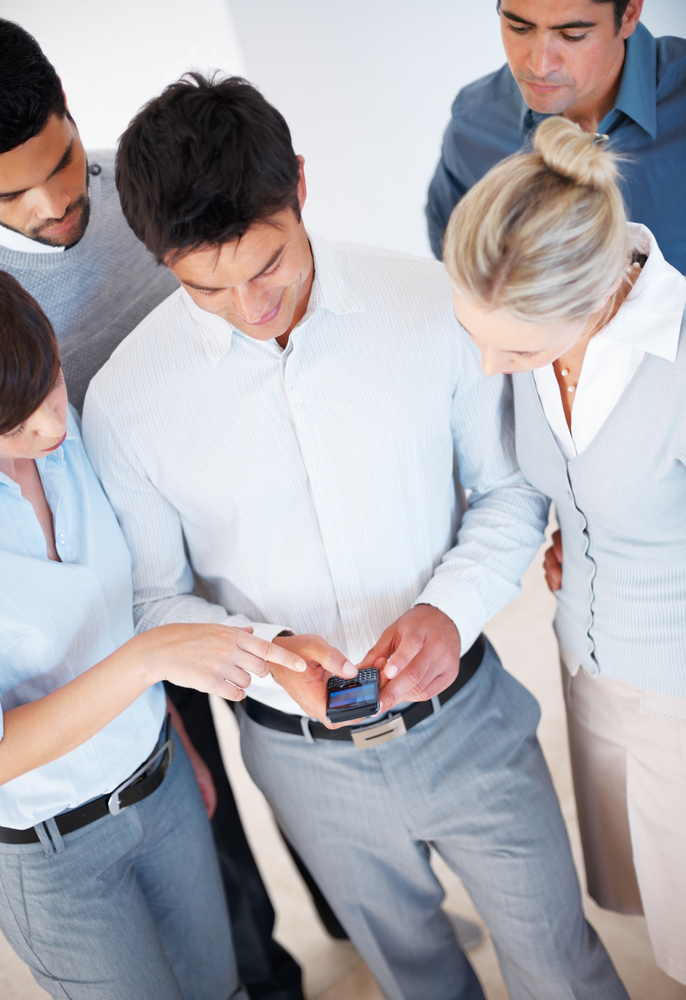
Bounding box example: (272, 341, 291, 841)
(517, 225, 686, 697)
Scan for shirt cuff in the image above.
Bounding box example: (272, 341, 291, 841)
(413, 579, 487, 656)
(249, 622, 294, 643)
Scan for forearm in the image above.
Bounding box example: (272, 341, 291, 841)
(417, 480, 549, 650)
(0, 637, 157, 786)
(134, 591, 288, 644)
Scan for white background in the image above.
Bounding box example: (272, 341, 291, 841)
(2, 0, 685, 256)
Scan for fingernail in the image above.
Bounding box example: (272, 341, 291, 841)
(341, 661, 357, 678)
(385, 664, 398, 679)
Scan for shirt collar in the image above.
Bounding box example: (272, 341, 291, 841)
(597, 224, 686, 362)
(0, 225, 65, 254)
(609, 22, 657, 138)
(519, 22, 657, 141)
(180, 230, 365, 366)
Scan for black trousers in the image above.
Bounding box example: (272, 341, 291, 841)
(166, 685, 304, 1000)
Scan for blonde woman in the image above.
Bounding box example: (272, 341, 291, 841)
(442, 116, 686, 987)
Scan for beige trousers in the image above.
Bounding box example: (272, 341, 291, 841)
(561, 653, 686, 985)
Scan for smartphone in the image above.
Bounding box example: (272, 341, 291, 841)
(326, 667, 380, 724)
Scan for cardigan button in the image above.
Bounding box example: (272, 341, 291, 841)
(88, 163, 102, 176)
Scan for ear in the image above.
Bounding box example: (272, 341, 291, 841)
(296, 155, 307, 213)
(620, 0, 644, 40)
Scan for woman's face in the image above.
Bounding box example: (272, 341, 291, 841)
(0, 371, 68, 462)
(451, 288, 587, 376)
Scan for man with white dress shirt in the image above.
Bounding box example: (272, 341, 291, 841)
(83, 74, 629, 1000)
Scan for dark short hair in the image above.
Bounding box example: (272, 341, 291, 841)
(496, 0, 632, 33)
(116, 73, 301, 263)
(0, 271, 61, 435)
(0, 19, 66, 155)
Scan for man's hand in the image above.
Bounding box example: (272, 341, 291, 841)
(270, 634, 362, 728)
(358, 605, 461, 713)
(543, 529, 563, 592)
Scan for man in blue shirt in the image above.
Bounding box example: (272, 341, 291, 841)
(427, 0, 686, 272)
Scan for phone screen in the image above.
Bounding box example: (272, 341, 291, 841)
(328, 681, 378, 711)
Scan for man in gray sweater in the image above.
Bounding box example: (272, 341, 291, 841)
(0, 18, 306, 1000)
(0, 36, 178, 413)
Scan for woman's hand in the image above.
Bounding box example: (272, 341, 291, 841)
(133, 623, 308, 701)
(0, 623, 306, 786)
(543, 530, 563, 592)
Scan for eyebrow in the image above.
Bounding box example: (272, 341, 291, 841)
(501, 10, 597, 30)
(182, 244, 287, 292)
(0, 139, 75, 199)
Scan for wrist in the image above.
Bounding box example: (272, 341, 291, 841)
(122, 630, 168, 689)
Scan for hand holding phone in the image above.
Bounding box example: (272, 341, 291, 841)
(326, 667, 379, 724)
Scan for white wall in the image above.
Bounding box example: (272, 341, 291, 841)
(0, 0, 244, 148)
(1, 1, 684, 256)
(230, 0, 686, 256)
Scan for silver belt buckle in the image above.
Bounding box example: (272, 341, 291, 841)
(350, 714, 407, 750)
(107, 739, 174, 816)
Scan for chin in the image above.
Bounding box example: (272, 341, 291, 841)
(34, 199, 90, 249)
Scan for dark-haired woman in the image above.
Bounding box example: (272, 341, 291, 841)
(0, 271, 305, 1000)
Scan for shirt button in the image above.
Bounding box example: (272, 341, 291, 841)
(57, 533, 66, 545)
(88, 163, 102, 176)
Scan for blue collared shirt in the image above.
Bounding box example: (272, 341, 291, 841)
(426, 23, 686, 273)
(0, 408, 165, 829)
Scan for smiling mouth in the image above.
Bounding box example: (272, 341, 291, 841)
(42, 432, 67, 452)
(249, 297, 282, 326)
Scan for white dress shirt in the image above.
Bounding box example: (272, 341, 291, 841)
(84, 233, 548, 715)
(0, 409, 165, 829)
(534, 225, 686, 461)
(0, 225, 64, 254)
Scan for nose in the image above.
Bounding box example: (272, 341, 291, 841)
(32, 397, 66, 440)
(527, 31, 560, 79)
(232, 285, 272, 324)
(481, 348, 510, 378)
(29, 181, 71, 223)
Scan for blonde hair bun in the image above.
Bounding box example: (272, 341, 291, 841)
(533, 116, 618, 192)
(442, 113, 628, 324)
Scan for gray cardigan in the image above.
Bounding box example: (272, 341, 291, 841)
(0, 150, 178, 411)
(513, 310, 686, 698)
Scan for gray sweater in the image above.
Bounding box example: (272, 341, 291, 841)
(0, 150, 178, 411)
(513, 311, 686, 698)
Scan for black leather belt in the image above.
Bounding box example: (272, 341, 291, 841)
(243, 634, 485, 748)
(0, 716, 174, 845)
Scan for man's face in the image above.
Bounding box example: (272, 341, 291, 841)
(0, 112, 89, 247)
(167, 166, 313, 347)
(500, 0, 641, 120)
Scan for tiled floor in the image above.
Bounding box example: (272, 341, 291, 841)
(2, 542, 685, 999)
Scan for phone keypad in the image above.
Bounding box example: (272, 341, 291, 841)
(328, 667, 378, 691)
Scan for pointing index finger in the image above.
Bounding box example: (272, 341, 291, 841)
(245, 636, 307, 673)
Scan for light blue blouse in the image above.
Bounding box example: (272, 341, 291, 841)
(0, 407, 165, 829)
